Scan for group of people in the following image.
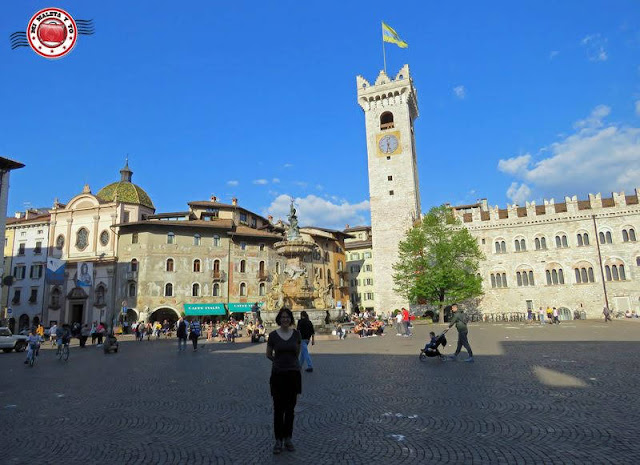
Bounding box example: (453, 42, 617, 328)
(535, 306, 561, 325)
(352, 317, 385, 338)
(395, 307, 415, 337)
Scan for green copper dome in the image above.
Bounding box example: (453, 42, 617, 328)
(96, 161, 154, 209)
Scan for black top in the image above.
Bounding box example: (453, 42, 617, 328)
(177, 320, 187, 338)
(297, 318, 315, 340)
(268, 329, 301, 373)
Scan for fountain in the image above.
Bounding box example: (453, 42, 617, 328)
(262, 200, 343, 329)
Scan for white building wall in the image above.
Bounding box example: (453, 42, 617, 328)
(454, 191, 640, 318)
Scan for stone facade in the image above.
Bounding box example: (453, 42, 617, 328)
(344, 225, 374, 312)
(114, 198, 283, 322)
(5, 211, 49, 330)
(357, 65, 422, 314)
(452, 191, 640, 318)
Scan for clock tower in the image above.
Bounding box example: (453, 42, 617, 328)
(356, 64, 421, 313)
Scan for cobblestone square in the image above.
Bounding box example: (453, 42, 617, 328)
(1, 321, 639, 464)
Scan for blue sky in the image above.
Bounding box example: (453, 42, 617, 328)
(2, 1, 639, 228)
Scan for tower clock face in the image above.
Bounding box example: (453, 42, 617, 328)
(378, 134, 399, 154)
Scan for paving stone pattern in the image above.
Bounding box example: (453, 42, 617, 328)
(1, 321, 639, 464)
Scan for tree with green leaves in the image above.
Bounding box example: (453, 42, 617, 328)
(393, 205, 484, 322)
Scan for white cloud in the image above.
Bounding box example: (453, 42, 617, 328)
(549, 50, 559, 59)
(635, 100, 640, 116)
(265, 194, 370, 230)
(506, 182, 532, 205)
(272, 178, 280, 184)
(283, 163, 294, 168)
(498, 104, 640, 202)
(227, 180, 239, 186)
(453, 85, 466, 99)
(497, 154, 531, 176)
(253, 179, 268, 185)
(581, 34, 608, 62)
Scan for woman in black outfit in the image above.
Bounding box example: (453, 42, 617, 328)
(266, 307, 301, 454)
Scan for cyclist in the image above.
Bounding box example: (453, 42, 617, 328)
(24, 329, 41, 365)
(56, 324, 71, 356)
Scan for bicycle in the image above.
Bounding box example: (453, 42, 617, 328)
(26, 343, 39, 367)
(56, 340, 70, 362)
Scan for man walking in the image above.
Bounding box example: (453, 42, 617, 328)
(603, 306, 612, 322)
(448, 303, 474, 362)
(552, 307, 560, 324)
(189, 319, 201, 351)
(402, 307, 411, 337)
(176, 317, 188, 351)
(297, 311, 315, 372)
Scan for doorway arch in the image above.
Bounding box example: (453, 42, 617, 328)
(149, 306, 181, 325)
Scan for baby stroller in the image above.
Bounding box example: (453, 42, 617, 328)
(419, 328, 449, 361)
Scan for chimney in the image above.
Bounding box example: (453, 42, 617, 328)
(231, 197, 238, 206)
(210, 195, 217, 203)
(345, 224, 350, 229)
(268, 215, 273, 223)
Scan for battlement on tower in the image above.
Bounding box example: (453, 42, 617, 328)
(451, 188, 640, 225)
(356, 65, 418, 118)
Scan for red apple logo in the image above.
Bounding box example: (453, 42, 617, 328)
(38, 19, 66, 47)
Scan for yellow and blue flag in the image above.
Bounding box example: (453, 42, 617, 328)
(382, 22, 408, 48)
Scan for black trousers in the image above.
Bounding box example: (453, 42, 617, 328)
(455, 331, 473, 357)
(271, 371, 301, 440)
(191, 335, 198, 349)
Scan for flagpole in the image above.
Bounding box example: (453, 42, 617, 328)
(381, 22, 387, 74)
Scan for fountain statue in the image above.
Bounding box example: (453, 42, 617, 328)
(262, 200, 345, 329)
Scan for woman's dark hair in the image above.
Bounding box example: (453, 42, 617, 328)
(300, 311, 309, 319)
(275, 307, 295, 326)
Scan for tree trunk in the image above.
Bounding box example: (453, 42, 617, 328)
(438, 292, 445, 323)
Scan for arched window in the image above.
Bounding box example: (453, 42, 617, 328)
(620, 264, 626, 280)
(95, 285, 105, 305)
(165, 283, 173, 296)
(490, 274, 496, 288)
(193, 259, 201, 272)
(546, 266, 564, 285)
(51, 287, 61, 307)
(574, 268, 581, 283)
(192, 283, 200, 297)
(167, 232, 175, 244)
(623, 228, 636, 242)
(213, 283, 220, 296)
(496, 274, 503, 287)
(515, 240, 520, 252)
(535, 238, 541, 250)
(605, 265, 612, 281)
(528, 271, 534, 285)
(562, 236, 568, 247)
(606, 231, 612, 244)
(495, 242, 501, 253)
(213, 235, 220, 247)
(213, 259, 220, 272)
(577, 234, 583, 246)
(259, 283, 266, 296)
(588, 268, 594, 282)
(259, 260, 265, 273)
(240, 260, 246, 273)
(130, 259, 138, 272)
(380, 111, 394, 130)
(76, 227, 89, 250)
(194, 234, 201, 246)
(622, 230, 629, 242)
(637, 257, 640, 266)
(541, 237, 546, 249)
(240, 282, 247, 296)
(631, 229, 637, 242)
(516, 272, 522, 286)
(128, 282, 136, 297)
(166, 258, 174, 272)
(599, 232, 605, 244)
(581, 268, 588, 283)
(612, 265, 619, 281)
(583, 233, 589, 245)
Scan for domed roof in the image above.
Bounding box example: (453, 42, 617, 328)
(96, 161, 154, 209)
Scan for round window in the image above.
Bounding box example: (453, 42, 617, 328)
(100, 230, 110, 246)
(76, 228, 88, 250)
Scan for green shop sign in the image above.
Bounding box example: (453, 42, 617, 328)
(183, 303, 226, 316)
(227, 302, 263, 313)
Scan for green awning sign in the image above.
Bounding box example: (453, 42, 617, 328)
(183, 303, 226, 316)
(228, 302, 263, 313)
